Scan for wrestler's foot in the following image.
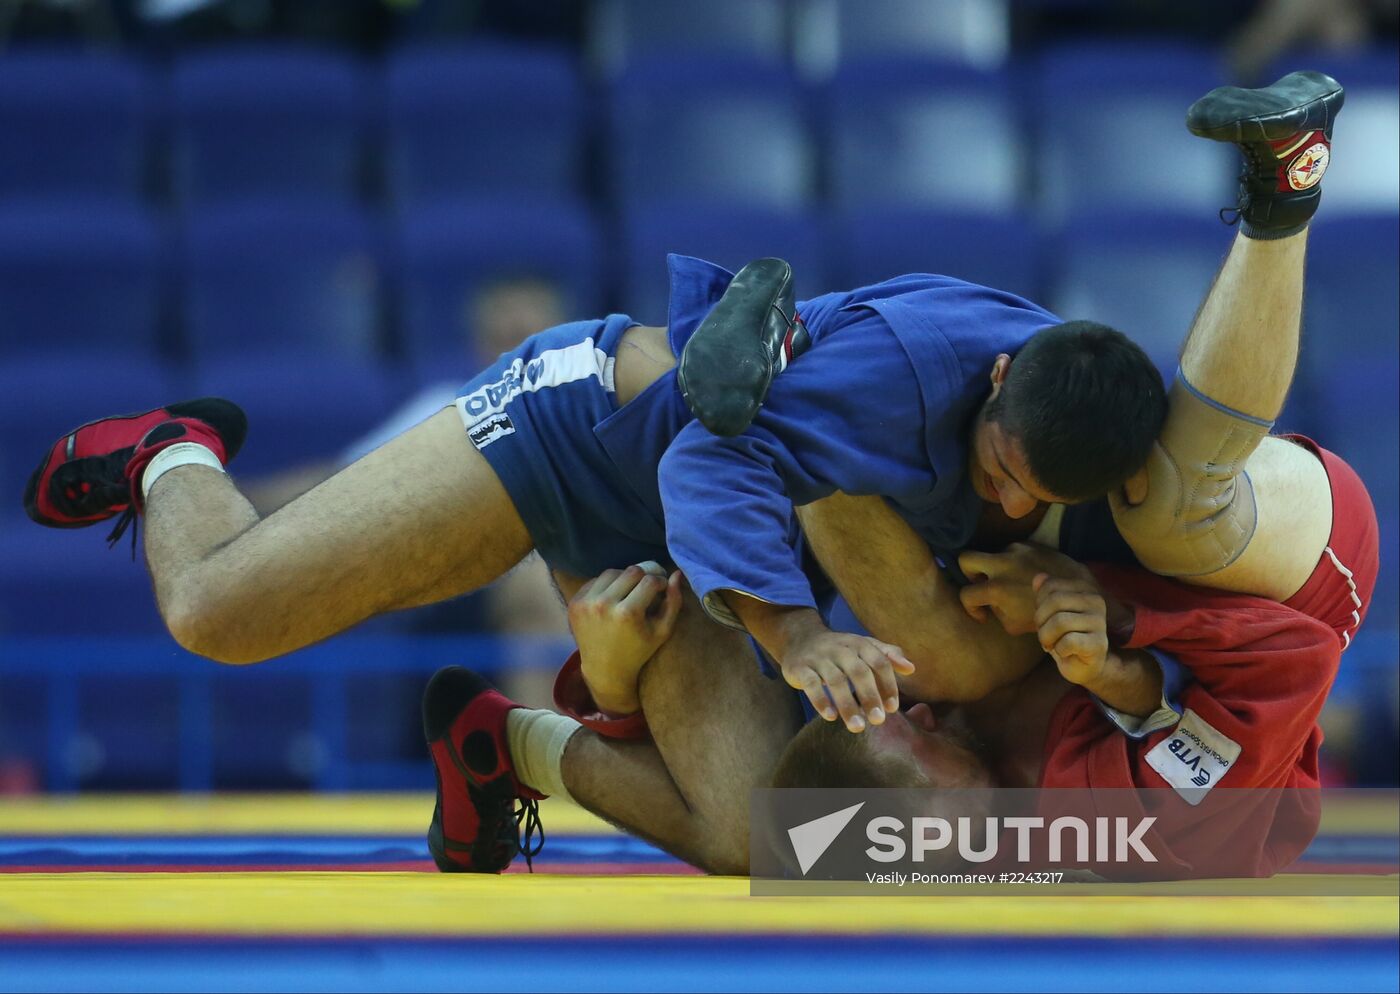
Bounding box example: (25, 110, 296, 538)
(1187, 70, 1344, 239)
(422, 666, 545, 873)
(677, 257, 809, 437)
(24, 399, 246, 544)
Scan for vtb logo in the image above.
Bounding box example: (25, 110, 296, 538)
(1167, 737, 1213, 786)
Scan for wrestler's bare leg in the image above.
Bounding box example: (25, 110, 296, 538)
(553, 575, 801, 874)
(1174, 231, 1332, 599)
(145, 408, 532, 663)
(1122, 230, 1332, 601)
(1182, 232, 1308, 424)
(1113, 73, 1345, 600)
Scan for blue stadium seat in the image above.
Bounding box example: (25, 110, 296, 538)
(1264, 49, 1399, 215)
(829, 210, 1041, 303)
(1300, 352, 1399, 504)
(620, 204, 827, 327)
(610, 56, 813, 209)
(181, 200, 383, 361)
(211, 673, 314, 789)
(384, 44, 584, 206)
(0, 51, 151, 200)
(171, 46, 365, 205)
(1369, 509, 1399, 631)
(1035, 44, 1233, 223)
(1297, 215, 1399, 517)
(191, 357, 398, 475)
(827, 0, 1010, 67)
(1049, 212, 1229, 373)
(826, 60, 1021, 211)
(591, 0, 788, 75)
(0, 200, 164, 360)
(0, 357, 179, 501)
(77, 675, 183, 789)
(394, 198, 605, 362)
(0, 513, 168, 636)
(1304, 214, 1400, 357)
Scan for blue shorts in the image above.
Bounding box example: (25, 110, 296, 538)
(454, 315, 692, 580)
(455, 310, 833, 708)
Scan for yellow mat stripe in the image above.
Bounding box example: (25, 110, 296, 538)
(0, 873, 1394, 938)
(0, 794, 609, 835)
(0, 793, 1391, 837)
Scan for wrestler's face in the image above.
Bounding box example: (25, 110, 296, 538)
(865, 703, 996, 788)
(968, 355, 1062, 518)
(969, 413, 1059, 518)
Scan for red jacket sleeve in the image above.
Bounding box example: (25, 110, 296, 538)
(1037, 567, 1337, 878)
(1041, 565, 1339, 792)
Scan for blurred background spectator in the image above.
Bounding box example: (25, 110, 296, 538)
(0, 0, 1394, 792)
(242, 274, 565, 517)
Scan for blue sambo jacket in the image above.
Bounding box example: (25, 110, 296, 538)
(657, 254, 1062, 627)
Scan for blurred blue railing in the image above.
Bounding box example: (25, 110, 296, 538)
(0, 634, 572, 793)
(0, 628, 1395, 792)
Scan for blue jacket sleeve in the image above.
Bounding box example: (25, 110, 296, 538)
(659, 309, 938, 628)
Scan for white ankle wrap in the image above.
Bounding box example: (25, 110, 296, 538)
(141, 442, 224, 500)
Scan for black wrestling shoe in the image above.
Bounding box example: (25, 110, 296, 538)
(1187, 70, 1344, 239)
(676, 257, 810, 437)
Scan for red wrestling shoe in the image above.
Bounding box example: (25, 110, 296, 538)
(23, 398, 246, 547)
(422, 666, 546, 873)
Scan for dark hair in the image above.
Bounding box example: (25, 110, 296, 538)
(986, 320, 1166, 502)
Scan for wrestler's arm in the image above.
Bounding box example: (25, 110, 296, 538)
(795, 492, 1044, 702)
(565, 564, 683, 715)
(1072, 650, 1165, 719)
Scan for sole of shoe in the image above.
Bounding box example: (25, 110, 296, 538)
(677, 257, 794, 437)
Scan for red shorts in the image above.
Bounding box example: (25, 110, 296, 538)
(1280, 436, 1380, 650)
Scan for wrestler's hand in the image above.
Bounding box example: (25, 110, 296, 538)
(957, 543, 1094, 635)
(778, 622, 914, 734)
(1032, 573, 1110, 687)
(568, 563, 684, 715)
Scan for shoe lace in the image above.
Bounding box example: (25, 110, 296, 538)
(1219, 141, 1269, 227)
(472, 781, 546, 873)
(105, 507, 138, 559)
(514, 797, 545, 872)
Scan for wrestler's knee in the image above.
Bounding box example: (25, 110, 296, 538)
(693, 811, 752, 876)
(160, 583, 273, 664)
(1109, 375, 1271, 577)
